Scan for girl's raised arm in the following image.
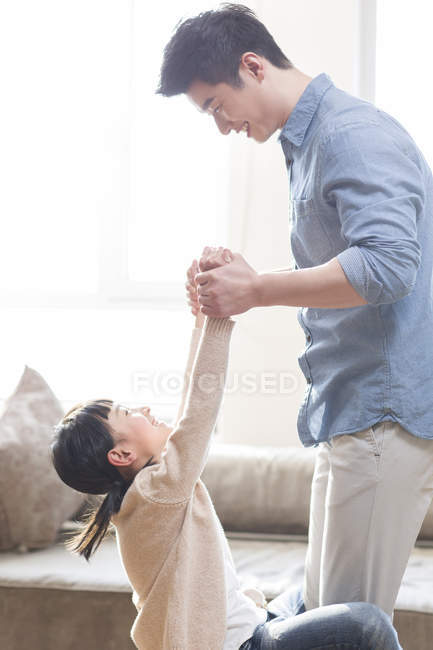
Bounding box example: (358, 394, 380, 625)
(173, 259, 204, 429)
(138, 248, 235, 502)
(173, 248, 232, 427)
(145, 314, 235, 502)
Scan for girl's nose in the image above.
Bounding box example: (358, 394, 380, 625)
(131, 405, 151, 415)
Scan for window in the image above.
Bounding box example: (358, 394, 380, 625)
(128, 1, 229, 286)
(0, 0, 231, 417)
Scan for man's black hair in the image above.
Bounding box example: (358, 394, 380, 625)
(156, 3, 293, 96)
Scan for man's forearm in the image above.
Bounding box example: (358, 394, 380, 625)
(255, 257, 368, 309)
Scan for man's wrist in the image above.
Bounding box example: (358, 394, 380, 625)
(254, 272, 277, 308)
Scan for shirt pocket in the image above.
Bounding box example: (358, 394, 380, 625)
(290, 198, 335, 266)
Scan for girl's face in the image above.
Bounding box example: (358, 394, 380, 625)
(107, 403, 173, 477)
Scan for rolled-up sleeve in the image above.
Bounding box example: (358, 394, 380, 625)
(319, 122, 424, 304)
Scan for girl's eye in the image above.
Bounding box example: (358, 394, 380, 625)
(213, 105, 221, 115)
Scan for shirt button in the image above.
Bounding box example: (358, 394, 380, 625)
(306, 377, 312, 384)
(306, 334, 311, 342)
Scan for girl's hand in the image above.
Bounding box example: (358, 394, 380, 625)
(186, 259, 205, 328)
(199, 246, 233, 272)
(186, 259, 200, 316)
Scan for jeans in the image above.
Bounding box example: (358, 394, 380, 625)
(238, 586, 402, 650)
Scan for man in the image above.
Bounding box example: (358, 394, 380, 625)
(157, 3, 433, 619)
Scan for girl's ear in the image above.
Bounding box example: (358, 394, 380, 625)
(107, 447, 137, 468)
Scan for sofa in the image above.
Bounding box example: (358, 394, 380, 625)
(1, 440, 433, 650)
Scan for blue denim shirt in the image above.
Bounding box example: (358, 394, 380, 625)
(279, 72, 433, 446)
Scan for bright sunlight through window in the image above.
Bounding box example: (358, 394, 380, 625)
(128, 1, 231, 284)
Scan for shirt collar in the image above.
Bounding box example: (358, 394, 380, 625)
(278, 72, 334, 148)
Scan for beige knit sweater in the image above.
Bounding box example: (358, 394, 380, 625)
(111, 316, 236, 650)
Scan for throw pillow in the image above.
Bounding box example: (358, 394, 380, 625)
(0, 365, 85, 551)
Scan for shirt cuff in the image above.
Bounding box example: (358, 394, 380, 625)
(337, 246, 383, 304)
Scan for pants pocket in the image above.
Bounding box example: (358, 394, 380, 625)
(366, 422, 386, 471)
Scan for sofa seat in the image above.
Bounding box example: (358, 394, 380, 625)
(1, 527, 432, 650)
(0, 530, 130, 594)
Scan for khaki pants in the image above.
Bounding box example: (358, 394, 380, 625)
(303, 421, 433, 617)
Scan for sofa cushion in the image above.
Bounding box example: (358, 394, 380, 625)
(202, 442, 433, 541)
(0, 365, 85, 551)
(0, 532, 130, 592)
(201, 442, 317, 535)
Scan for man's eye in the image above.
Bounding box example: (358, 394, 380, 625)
(213, 105, 221, 115)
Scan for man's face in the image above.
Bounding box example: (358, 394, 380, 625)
(186, 65, 280, 143)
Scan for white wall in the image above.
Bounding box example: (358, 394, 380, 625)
(219, 0, 376, 447)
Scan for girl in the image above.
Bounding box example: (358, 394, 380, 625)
(51, 247, 401, 650)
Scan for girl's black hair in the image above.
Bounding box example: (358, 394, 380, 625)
(50, 398, 155, 562)
(156, 3, 293, 97)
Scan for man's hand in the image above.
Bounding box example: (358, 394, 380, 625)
(195, 251, 260, 318)
(186, 248, 233, 313)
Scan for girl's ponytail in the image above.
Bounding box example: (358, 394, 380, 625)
(50, 399, 133, 562)
(65, 478, 132, 561)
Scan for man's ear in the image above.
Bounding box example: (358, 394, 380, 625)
(107, 446, 137, 468)
(240, 52, 265, 81)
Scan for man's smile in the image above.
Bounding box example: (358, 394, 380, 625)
(236, 120, 250, 136)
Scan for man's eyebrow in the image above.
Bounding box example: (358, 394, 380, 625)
(202, 96, 215, 112)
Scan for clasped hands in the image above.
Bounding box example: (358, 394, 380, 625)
(185, 246, 260, 319)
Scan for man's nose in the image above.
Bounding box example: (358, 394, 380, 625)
(213, 113, 231, 136)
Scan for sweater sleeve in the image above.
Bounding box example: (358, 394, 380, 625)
(173, 326, 203, 429)
(137, 316, 235, 503)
